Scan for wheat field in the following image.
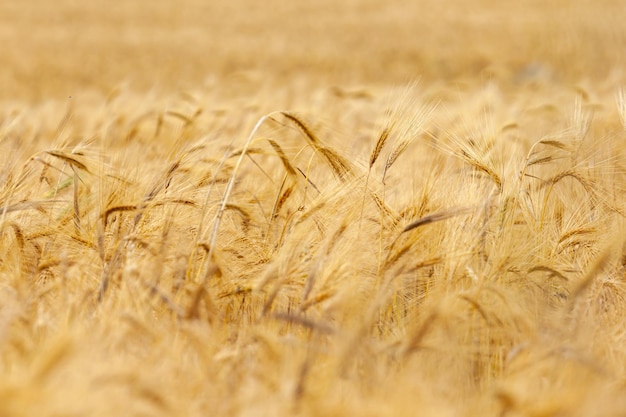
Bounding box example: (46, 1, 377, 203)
(1, 1, 626, 416)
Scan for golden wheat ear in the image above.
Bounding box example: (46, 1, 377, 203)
(401, 206, 475, 233)
(277, 111, 355, 181)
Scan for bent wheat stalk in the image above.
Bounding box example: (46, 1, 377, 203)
(191, 112, 281, 299)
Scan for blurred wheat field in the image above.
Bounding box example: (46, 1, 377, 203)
(1, 1, 626, 416)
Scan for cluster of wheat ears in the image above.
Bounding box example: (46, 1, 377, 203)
(0, 81, 625, 416)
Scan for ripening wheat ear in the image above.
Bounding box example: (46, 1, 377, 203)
(370, 124, 393, 169)
(358, 124, 395, 231)
(380, 96, 437, 184)
(267, 139, 298, 178)
(280, 112, 321, 147)
(278, 112, 355, 181)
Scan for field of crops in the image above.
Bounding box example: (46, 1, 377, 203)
(1, 1, 626, 416)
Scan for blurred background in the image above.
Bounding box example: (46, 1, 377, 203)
(1, 0, 625, 102)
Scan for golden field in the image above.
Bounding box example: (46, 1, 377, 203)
(1, 1, 626, 416)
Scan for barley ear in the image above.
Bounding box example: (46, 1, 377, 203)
(370, 126, 392, 168)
